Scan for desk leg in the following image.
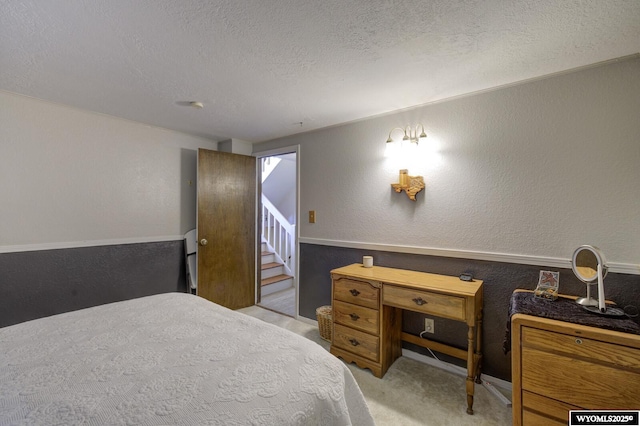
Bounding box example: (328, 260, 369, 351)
(466, 325, 476, 415)
(475, 311, 483, 384)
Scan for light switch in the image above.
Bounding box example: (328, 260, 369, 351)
(309, 210, 316, 223)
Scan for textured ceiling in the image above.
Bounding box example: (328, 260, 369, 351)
(1, 0, 639, 143)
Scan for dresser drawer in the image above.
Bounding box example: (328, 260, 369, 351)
(522, 390, 578, 425)
(333, 278, 379, 309)
(333, 300, 379, 335)
(522, 326, 640, 370)
(333, 324, 379, 362)
(521, 345, 640, 409)
(522, 409, 567, 426)
(382, 285, 465, 321)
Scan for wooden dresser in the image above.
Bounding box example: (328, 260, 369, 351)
(330, 263, 483, 414)
(511, 313, 640, 425)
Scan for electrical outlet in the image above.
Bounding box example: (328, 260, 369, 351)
(424, 318, 434, 334)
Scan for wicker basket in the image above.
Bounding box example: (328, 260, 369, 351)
(316, 305, 332, 342)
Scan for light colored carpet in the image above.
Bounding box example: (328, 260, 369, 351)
(238, 305, 512, 426)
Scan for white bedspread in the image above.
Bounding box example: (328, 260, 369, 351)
(0, 293, 374, 426)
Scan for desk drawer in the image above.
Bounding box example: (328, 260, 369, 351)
(333, 324, 379, 362)
(334, 278, 379, 309)
(333, 300, 379, 335)
(383, 285, 465, 320)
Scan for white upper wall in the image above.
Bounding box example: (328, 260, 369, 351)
(0, 91, 217, 250)
(254, 57, 640, 267)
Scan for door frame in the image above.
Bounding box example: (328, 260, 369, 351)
(253, 144, 300, 318)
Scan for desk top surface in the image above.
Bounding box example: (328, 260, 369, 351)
(331, 263, 482, 297)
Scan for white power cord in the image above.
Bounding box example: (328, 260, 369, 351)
(419, 330, 440, 361)
(482, 379, 512, 407)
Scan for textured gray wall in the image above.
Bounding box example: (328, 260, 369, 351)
(300, 243, 640, 381)
(0, 241, 186, 328)
(255, 58, 640, 268)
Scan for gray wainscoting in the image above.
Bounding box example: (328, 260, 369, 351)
(0, 241, 186, 328)
(299, 243, 640, 381)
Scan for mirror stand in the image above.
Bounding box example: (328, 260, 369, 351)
(572, 245, 613, 312)
(575, 283, 599, 307)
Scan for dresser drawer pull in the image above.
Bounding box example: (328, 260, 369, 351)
(349, 289, 361, 296)
(412, 297, 427, 306)
(575, 338, 583, 345)
(349, 338, 360, 346)
(349, 313, 360, 321)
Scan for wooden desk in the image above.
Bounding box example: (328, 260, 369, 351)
(329, 264, 483, 414)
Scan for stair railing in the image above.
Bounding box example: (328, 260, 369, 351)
(261, 194, 295, 275)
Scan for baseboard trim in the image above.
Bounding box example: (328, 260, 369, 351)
(298, 315, 512, 396)
(299, 237, 640, 275)
(401, 349, 512, 395)
(0, 235, 184, 254)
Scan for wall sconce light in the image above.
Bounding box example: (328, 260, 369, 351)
(386, 124, 427, 145)
(386, 125, 427, 201)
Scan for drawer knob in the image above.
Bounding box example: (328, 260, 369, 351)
(349, 338, 360, 347)
(575, 338, 583, 345)
(412, 297, 427, 306)
(349, 313, 360, 321)
(349, 289, 361, 296)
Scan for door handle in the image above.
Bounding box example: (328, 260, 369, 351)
(349, 313, 360, 321)
(200, 239, 208, 246)
(349, 289, 360, 296)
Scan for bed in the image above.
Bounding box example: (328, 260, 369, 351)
(0, 293, 374, 425)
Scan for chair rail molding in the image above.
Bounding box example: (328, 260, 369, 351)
(299, 237, 640, 275)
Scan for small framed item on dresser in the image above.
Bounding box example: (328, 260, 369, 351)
(533, 270, 559, 301)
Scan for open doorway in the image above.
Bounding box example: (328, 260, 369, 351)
(255, 148, 298, 317)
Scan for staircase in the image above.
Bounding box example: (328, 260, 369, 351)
(261, 241, 293, 296)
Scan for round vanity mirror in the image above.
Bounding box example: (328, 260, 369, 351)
(572, 245, 607, 307)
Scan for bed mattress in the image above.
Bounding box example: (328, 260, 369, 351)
(0, 292, 373, 425)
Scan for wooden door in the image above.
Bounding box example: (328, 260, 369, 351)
(197, 149, 257, 309)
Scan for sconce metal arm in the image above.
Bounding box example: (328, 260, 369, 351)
(386, 127, 408, 143)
